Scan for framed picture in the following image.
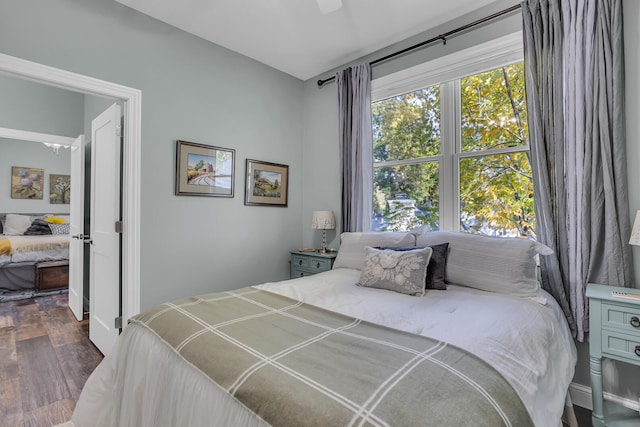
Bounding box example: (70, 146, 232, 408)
(244, 159, 289, 207)
(175, 140, 235, 197)
(50, 174, 71, 204)
(11, 166, 44, 200)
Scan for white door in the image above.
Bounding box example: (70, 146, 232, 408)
(89, 103, 122, 355)
(68, 135, 85, 321)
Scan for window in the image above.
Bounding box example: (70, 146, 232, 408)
(371, 34, 534, 237)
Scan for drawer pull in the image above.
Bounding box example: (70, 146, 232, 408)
(299, 260, 303, 266)
(316, 262, 321, 269)
(636, 345, 640, 357)
(631, 316, 640, 328)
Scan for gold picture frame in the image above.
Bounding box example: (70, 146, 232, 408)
(50, 174, 71, 204)
(11, 166, 44, 200)
(244, 159, 289, 207)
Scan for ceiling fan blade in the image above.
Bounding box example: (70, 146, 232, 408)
(316, 0, 342, 14)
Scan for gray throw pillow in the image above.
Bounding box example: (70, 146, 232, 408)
(377, 243, 449, 290)
(24, 219, 53, 236)
(49, 223, 70, 235)
(358, 246, 433, 296)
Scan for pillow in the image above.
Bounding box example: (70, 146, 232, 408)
(3, 214, 32, 235)
(333, 232, 415, 270)
(49, 223, 70, 235)
(378, 243, 449, 290)
(357, 246, 433, 296)
(415, 231, 552, 297)
(44, 216, 67, 225)
(24, 219, 53, 236)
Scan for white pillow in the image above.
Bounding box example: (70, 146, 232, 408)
(415, 231, 553, 297)
(3, 214, 33, 236)
(358, 246, 433, 296)
(333, 232, 415, 270)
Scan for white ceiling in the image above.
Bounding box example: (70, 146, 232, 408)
(114, 0, 496, 81)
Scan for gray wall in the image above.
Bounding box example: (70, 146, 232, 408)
(0, 139, 71, 214)
(299, 0, 640, 406)
(0, 74, 83, 214)
(0, 74, 84, 135)
(0, 0, 304, 309)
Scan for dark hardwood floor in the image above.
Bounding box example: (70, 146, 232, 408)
(0, 293, 103, 427)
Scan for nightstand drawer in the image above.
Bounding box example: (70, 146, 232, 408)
(290, 251, 336, 279)
(291, 255, 332, 272)
(291, 267, 308, 278)
(602, 330, 640, 364)
(602, 303, 640, 336)
(291, 255, 310, 269)
(307, 258, 332, 272)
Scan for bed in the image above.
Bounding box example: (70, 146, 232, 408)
(72, 231, 577, 427)
(0, 213, 70, 297)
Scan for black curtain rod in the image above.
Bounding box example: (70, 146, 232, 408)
(316, 3, 522, 88)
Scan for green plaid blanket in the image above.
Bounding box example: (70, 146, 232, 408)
(131, 287, 534, 427)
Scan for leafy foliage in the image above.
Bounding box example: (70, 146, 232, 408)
(372, 62, 535, 237)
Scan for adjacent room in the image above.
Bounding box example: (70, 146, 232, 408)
(1, 0, 639, 426)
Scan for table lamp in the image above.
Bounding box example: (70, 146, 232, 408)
(312, 211, 335, 253)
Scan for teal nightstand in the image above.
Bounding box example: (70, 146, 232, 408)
(586, 283, 640, 427)
(290, 250, 336, 279)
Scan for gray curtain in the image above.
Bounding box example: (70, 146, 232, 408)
(336, 64, 373, 233)
(523, 0, 633, 342)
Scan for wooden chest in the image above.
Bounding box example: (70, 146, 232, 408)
(35, 260, 69, 291)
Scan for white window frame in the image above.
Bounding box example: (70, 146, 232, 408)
(371, 32, 527, 232)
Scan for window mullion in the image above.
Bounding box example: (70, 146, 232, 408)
(452, 79, 461, 233)
(439, 81, 457, 232)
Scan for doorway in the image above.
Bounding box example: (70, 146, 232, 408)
(0, 52, 142, 332)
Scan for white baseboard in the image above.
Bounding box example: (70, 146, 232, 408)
(570, 382, 640, 412)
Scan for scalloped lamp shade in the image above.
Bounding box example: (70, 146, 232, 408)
(312, 211, 335, 253)
(312, 211, 335, 230)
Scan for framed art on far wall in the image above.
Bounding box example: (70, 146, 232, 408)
(244, 159, 289, 207)
(50, 174, 71, 204)
(11, 166, 44, 200)
(175, 140, 235, 197)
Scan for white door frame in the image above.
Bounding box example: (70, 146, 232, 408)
(0, 127, 76, 147)
(0, 52, 142, 322)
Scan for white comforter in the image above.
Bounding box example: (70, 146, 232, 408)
(73, 269, 576, 427)
(255, 269, 577, 427)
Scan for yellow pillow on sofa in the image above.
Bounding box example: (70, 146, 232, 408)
(44, 216, 67, 224)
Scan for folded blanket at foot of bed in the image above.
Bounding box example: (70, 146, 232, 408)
(75, 287, 534, 427)
(0, 238, 11, 256)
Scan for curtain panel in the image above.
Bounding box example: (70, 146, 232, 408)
(522, 0, 633, 341)
(336, 64, 373, 233)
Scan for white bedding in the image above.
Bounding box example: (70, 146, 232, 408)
(73, 269, 576, 427)
(255, 269, 577, 427)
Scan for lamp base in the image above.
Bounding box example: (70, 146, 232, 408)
(320, 230, 327, 253)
